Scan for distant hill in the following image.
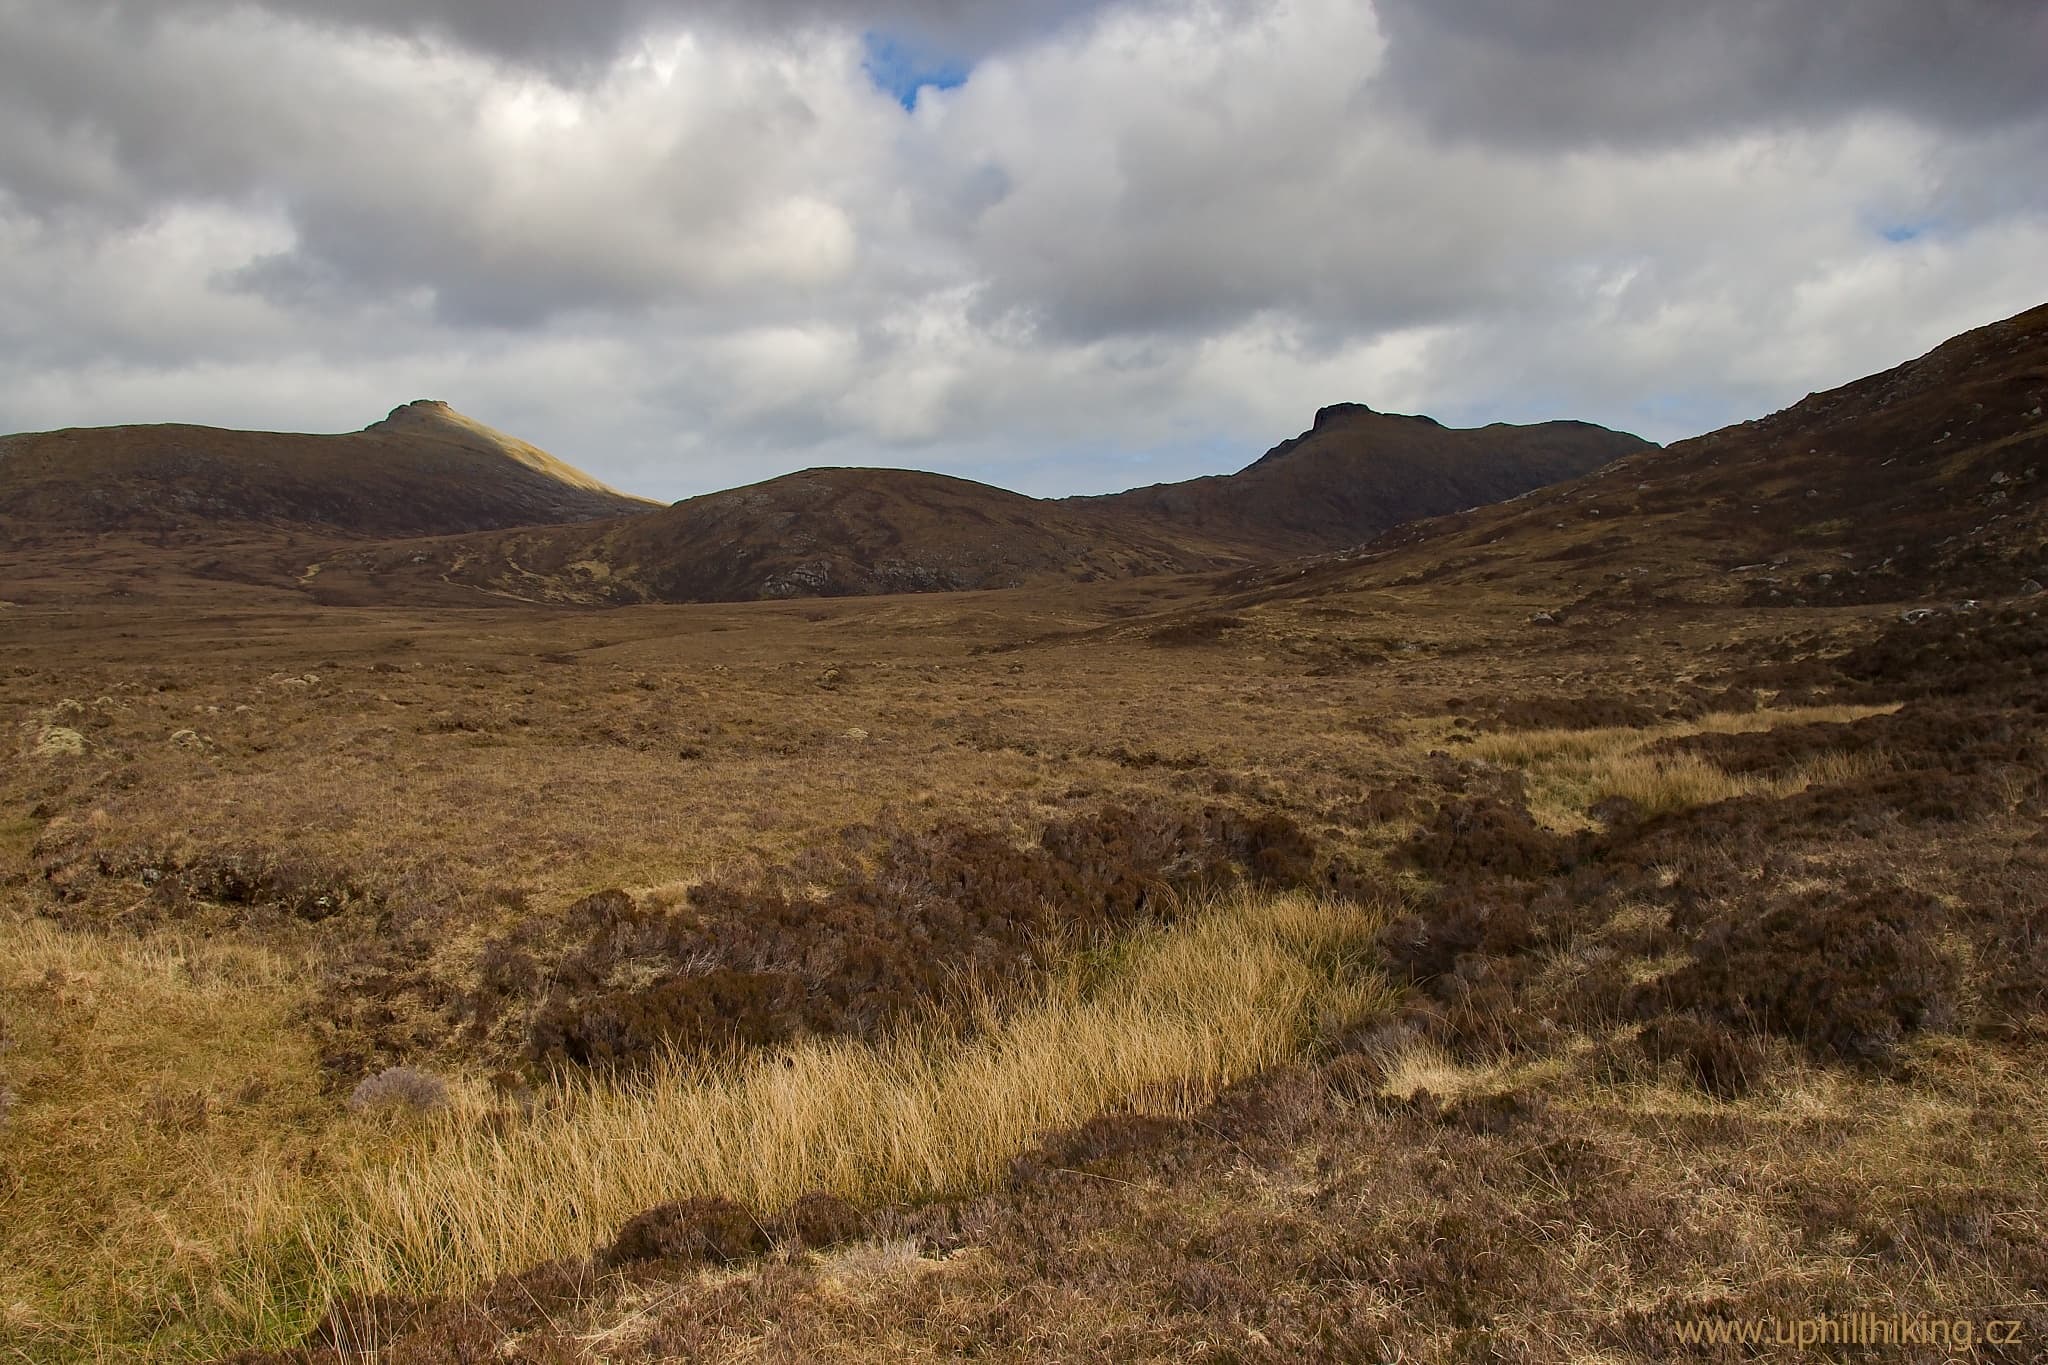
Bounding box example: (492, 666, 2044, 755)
(327, 466, 1237, 605)
(1077, 404, 1649, 557)
(0, 400, 655, 538)
(1220, 301, 2048, 614)
(341, 410, 1646, 604)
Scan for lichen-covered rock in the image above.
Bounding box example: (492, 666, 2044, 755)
(33, 726, 86, 758)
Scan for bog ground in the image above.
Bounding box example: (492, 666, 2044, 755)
(4, 568, 2046, 1362)
(3, 304, 2046, 1361)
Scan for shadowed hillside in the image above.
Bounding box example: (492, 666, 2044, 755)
(1080, 404, 1649, 556)
(330, 466, 1243, 605)
(0, 400, 655, 540)
(1215, 301, 2048, 618)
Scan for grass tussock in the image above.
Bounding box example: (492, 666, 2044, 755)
(1458, 703, 1899, 826)
(318, 888, 1393, 1300)
(0, 914, 335, 1356)
(5, 887, 1390, 1353)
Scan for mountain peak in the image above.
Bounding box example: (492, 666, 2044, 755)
(1313, 402, 1442, 431)
(1312, 401, 1375, 428)
(385, 398, 452, 419)
(367, 398, 463, 433)
(363, 401, 644, 501)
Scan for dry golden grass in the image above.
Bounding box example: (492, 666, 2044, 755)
(1456, 703, 1899, 827)
(1460, 702, 1895, 766)
(0, 889, 1391, 1356)
(0, 913, 333, 1356)
(317, 888, 1393, 1299)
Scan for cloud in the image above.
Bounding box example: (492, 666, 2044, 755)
(1, 0, 2045, 505)
(63, 0, 1124, 75)
(0, 6, 893, 325)
(1369, 0, 2048, 148)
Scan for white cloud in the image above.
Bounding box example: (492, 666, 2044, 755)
(1, 0, 2044, 501)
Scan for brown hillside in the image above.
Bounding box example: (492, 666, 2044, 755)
(1080, 404, 1648, 555)
(332, 466, 1241, 605)
(342, 410, 1645, 605)
(0, 400, 655, 539)
(1221, 301, 2048, 617)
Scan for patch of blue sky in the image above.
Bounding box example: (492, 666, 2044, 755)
(1866, 212, 1946, 245)
(862, 31, 971, 111)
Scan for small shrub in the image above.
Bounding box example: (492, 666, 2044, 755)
(1399, 796, 1569, 880)
(1036, 1112, 1187, 1173)
(1837, 606, 2048, 701)
(1635, 1014, 1767, 1099)
(777, 1192, 868, 1250)
(508, 800, 1339, 1073)
(1484, 695, 1659, 731)
(1637, 880, 1961, 1063)
(348, 1066, 451, 1116)
(603, 1197, 769, 1267)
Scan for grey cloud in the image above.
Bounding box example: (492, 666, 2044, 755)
(75, 0, 1121, 73)
(1371, 0, 2048, 148)
(2, 0, 2046, 507)
(0, 4, 887, 327)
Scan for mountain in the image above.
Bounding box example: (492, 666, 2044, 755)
(1218, 301, 2048, 615)
(1077, 404, 1649, 556)
(0, 400, 654, 538)
(329, 466, 1243, 605)
(345, 410, 1646, 605)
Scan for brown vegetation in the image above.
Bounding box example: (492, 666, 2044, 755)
(4, 303, 2047, 1362)
(309, 408, 1645, 607)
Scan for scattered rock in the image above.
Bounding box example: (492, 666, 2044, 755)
(347, 1066, 451, 1116)
(32, 726, 87, 758)
(817, 666, 846, 690)
(1899, 608, 1938, 625)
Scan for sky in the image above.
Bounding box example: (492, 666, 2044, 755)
(2, 0, 2045, 502)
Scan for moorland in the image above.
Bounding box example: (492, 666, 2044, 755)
(2, 303, 2045, 1362)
